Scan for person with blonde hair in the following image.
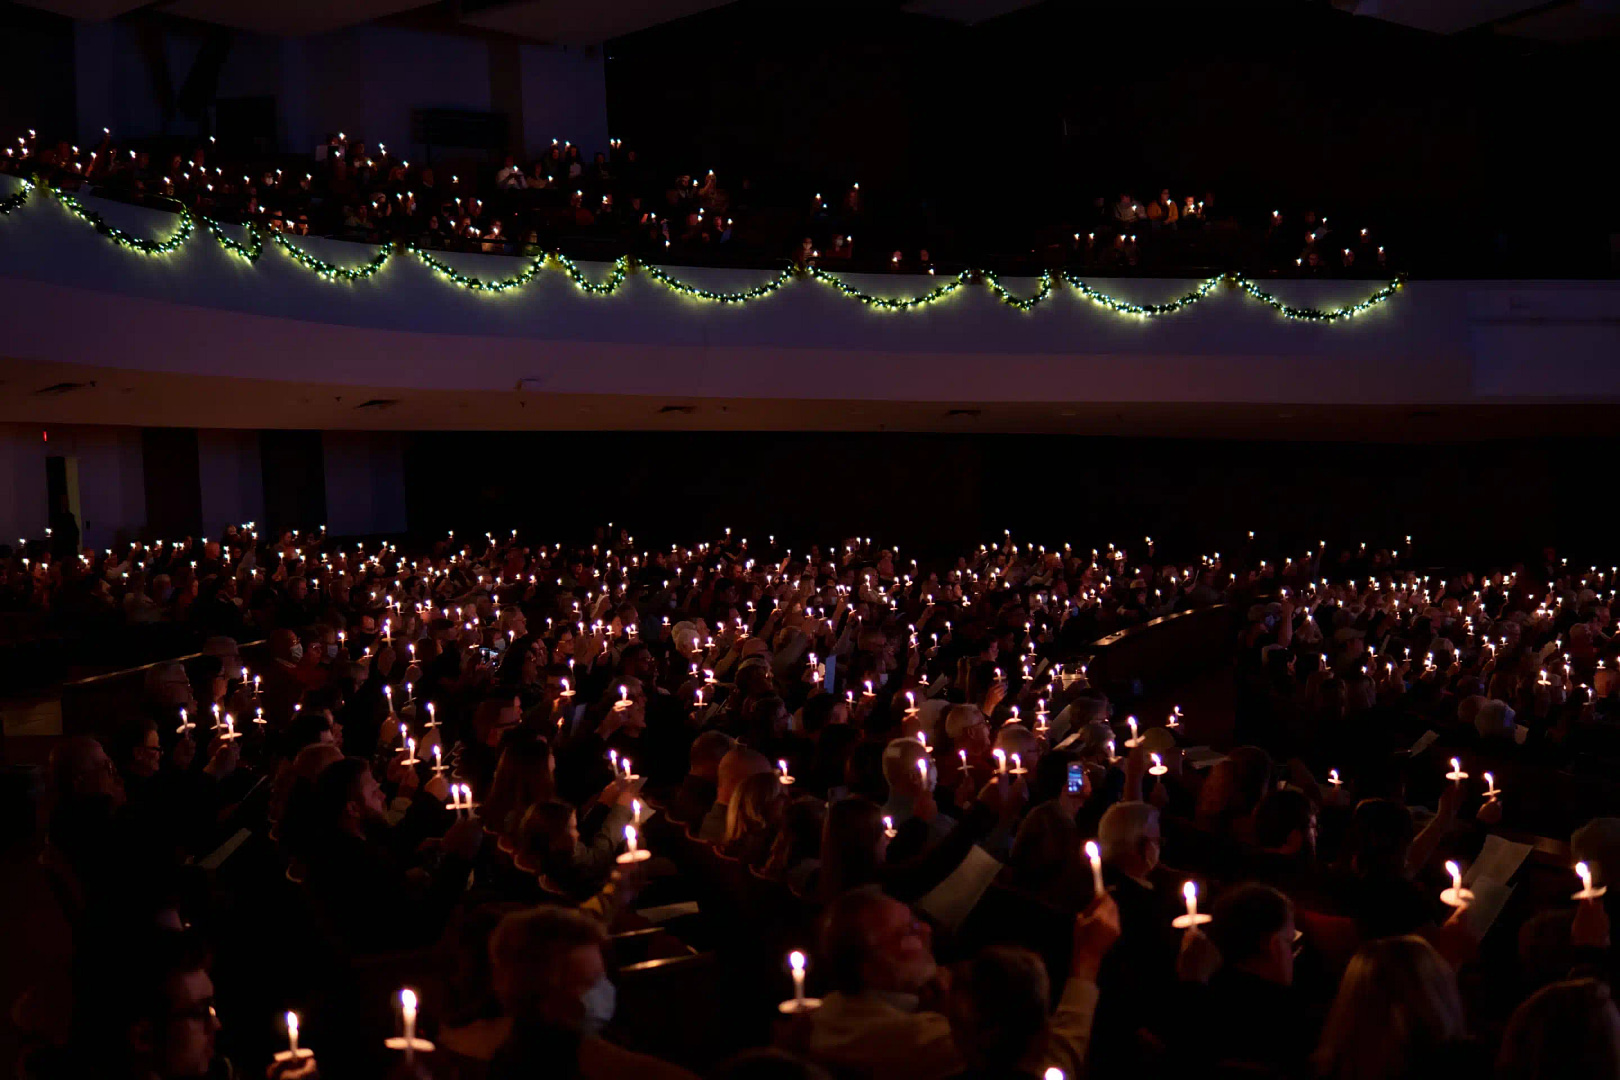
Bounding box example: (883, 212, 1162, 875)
(724, 770, 787, 867)
(1496, 977, 1620, 1080)
(1313, 936, 1467, 1080)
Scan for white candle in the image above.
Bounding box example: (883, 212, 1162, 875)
(916, 757, 930, 785)
(883, 815, 896, 838)
(1183, 881, 1198, 920)
(1483, 772, 1499, 796)
(779, 759, 795, 785)
(426, 702, 437, 727)
(286, 1010, 300, 1055)
(790, 950, 807, 1004)
(1441, 859, 1473, 907)
(1446, 757, 1468, 783)
(1578, 861, 1595, 894)
(993, 749, 1007, 775)
(959, 749, 969, 771)
(1085, 839, 1104, 895)
(1329, 769, 1342, 786)
(400, 989, 417, 1062)
(1009, 753, 1024, 775)
(433, 744, 443, 773)
(1149, 753, 1167, 776)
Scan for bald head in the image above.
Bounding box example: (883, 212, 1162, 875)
(716, 747, 773, 802)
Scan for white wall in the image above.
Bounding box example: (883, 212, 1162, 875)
(197, 428, 264, 537)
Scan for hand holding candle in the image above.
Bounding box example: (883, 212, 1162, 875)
(384, 988, 434, 1061)
(274, 1010, 313, 1063)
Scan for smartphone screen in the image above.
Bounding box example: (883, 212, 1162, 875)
(1066, 762, 1085, 794)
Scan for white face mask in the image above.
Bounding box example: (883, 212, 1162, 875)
(579, 975, 616, 1035)
(288, 644, 304, 661)
(326, 643, 340, 659)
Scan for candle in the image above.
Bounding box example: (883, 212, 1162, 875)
(905, 691, 917, 715)
(425, 701, 438, 727)
(433, 744, 444, 773)
(621, 757, 635, 780)
(1445, 758, 1468, 783)
(883, 815, 897, 838)
(619, 684, 628, 702)
(779, 759, 795, 785)
(1009, 753, 1026, 776)
(993, 748, 1007, 775)
(1149, 753, 1167, 776)
(399, 721, 408, 750)
(916, 757, 930, 785)
(959, 749, 969, 771)
(779, 949, 822, 1014)
(1328, 769, 1342, 786)
(1173, 880, 1212, 927)
(404, 737, 418, 766)
(1125, 716, 1140, 748)
(177, 707, 193, 736)
(1440, 859, 1473, 907)
(1574, 861, 1607, 900)
(617, 823, 650, 864)
(1482, 772, 1500, 797)
(1085, 839, 1104, 896)
(400, 989, 419, 1062)
(609, 749, 619, 773)
(632, 798, 642, 824)
(1044, 1070, 1065, 1080)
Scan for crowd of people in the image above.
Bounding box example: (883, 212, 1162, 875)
(3, 127, 1395, 277)
(5, 521, 1619, 1080)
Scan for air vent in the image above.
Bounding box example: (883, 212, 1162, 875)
(658, 405, 697, 414)
(34, 381, 96, 396)
(356, 398, 400, 410)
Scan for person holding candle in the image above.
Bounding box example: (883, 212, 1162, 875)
(881, 737, 957, 849)
(797, 885, 1118, 1080)
(1176, 883, 1311, 1076)
(300, 756, 486, 952)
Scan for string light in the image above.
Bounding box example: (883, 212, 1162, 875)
(0, 178, 1407, 320)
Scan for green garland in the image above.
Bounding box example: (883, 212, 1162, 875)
(0, 179, 1406, 320)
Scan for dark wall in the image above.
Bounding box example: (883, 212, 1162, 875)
(605, 1, 1614, 273)
(259, 430, 326, 537)
(141, 427, 203, 538)
(403, 431, 1613, 570)
(0, 3, 75, 142)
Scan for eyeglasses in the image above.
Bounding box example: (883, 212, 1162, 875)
(169, 997, 217, 1023)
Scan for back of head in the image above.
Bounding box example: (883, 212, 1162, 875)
(689, 730, 736, 779)
(947, 946, 1051, 1069)
(484, 734, 555, 836)
(1254, 788, 1314, 852)
(1350, 798, 1415, 876)
(820, 796, 884, 901)
(818, 884, 895, 995)
(1314, 936, 1464, 1080)
(726, 771, 786, 848)
(992, 724, 1039, 761)
(310, 756, 370, 835)
(1207, 882, 1292, 967)
(717, 746, 773, 803)
(489, 905, 607, 1024)
(1097, 800, 1159, 863)
(1497, 978, 1620, 1080)
(1007, 800, 1080, 891)
(880, 737, 929, 792)
(944, 704, 986, 743)
(1571, 818, 1620, 889)
(516, 800, 576, 871)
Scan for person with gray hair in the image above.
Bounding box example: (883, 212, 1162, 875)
(880, 737, 955, 846)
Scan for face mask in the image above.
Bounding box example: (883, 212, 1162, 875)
(579, 976, 616, 1035)
(289, 644, 304, 661)
(326, 643, 340, 659)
